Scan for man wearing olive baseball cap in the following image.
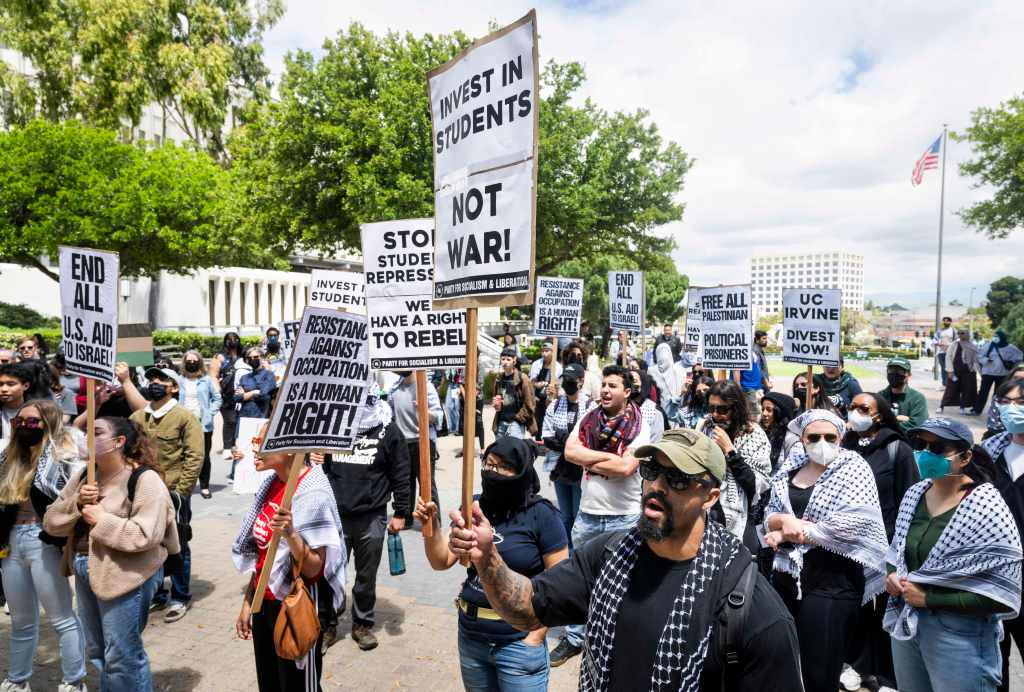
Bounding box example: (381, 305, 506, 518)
(880, 357, 929, 434)
(446, 426, 801, 691)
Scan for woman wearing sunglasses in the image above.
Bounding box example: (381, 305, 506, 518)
(885, 418, 1021, 692)
(839, 393, 920, 692)
(0, 400, 87, 692)
(763, 409, 889, 692)
(679, 373, 714, 429)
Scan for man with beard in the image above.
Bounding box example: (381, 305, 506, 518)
(447, 427, 801, 691)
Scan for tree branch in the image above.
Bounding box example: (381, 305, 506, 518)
(1, 254, 59, 281)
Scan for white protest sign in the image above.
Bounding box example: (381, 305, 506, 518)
(279, 319, 301, 360)
(698, 284, 752, 370)
(429, 10, 539, 308)
(262, 308, 370, 454)
(533, 276, 583, 338)
(308, 269, 366, 314)
(782, 288, 842, 368)
(232, 417, 273, 494)
(608, 271, 644, 333)
(361, 219, 468, 371)
(59, 246, 119, 382)
(684, 288, 703, 356)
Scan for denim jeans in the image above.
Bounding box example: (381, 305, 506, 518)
(495, 421, 529, 440)
(552, 481, 582, 551)
(890, 609, 1002, 692)
(74, 553, 162, 692)
(445, 386, 462, 435)
(563, 512, 641, 647)
(1, 525, 86, 684)
(458, 630, 549, 691)
(154, 492, 191, 605)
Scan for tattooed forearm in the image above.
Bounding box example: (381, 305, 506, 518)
(478, 548, 543, 631)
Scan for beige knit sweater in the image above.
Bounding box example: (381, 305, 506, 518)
(43, 466, 180, 600)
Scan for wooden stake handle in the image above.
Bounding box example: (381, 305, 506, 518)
(460, 308, 479, 566)
(86, 379, 96, 484)
(415, 371, 433, 538)
(806, 365, 813, 411)
(250, 453, 304, 614)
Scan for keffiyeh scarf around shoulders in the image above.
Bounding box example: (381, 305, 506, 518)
(232, 463, 346, 610)
(579, 401, 642, 455)
(580, 521, 742, 692)
(884, 480, 1022, 640)
(764, 447, 888, 604)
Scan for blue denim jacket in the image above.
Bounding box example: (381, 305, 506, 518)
(177, 376, 222, 432)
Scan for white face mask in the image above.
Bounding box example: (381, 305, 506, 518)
(806, 440, 840, 466)
(847, 410, 874, 433)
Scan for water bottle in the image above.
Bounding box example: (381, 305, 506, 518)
(387, 532, 406, 576)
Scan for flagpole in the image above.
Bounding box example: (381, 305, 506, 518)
(933, 124, 948, 335)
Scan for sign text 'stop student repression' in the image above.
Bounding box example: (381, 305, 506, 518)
(59, 246, 119, 383)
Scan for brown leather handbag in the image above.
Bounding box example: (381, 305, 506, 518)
(273, 550, 320, 660)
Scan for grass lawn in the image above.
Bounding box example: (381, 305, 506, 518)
(765, 359, 879, 383)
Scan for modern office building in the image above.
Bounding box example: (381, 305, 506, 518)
(749, 252, 864, 315)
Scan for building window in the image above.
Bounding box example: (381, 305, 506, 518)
(224, 281, 233, 325)
(292, 285, 298, 318)
(268, 285, 274, 323)
(254, 283, 261, 325)
(240, 282, 248, 325)
(208, 279, 217, 328)
(281, 285, 286, 320)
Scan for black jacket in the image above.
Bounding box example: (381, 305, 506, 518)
(324, 422, 411, 516)
(842, 427, 919, 539)
(0, 484, 66, 549)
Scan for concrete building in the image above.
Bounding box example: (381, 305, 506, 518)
(749, 252, 864, 315)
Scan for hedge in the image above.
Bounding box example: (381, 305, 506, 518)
(763, 345, 920, 361)
(0, 328, 62, 350)
(0, 328, 261, 359)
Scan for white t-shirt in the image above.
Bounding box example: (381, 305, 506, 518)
(181, 378, 202, 419)
(1004, 443, 1024, 483)
(571, 411, 651, 517)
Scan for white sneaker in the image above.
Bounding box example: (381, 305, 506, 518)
(879, 687, 898, 692)
(0, 679, 30, 692)
(58, 682, 86, 692)
(839, 664, 861, 692)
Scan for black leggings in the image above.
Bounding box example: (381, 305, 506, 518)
(998, 613, 1024, 692)
(198, 430, 213, 490)
(251, 586, 325, 692)
(221, 407, 238, 450)
(782, 589, 861, 692)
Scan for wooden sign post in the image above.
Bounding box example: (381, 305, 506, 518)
(461, 308, 479, 556)
(86, 379, 97, 484)
(250, 453, 304, 614)
(414, 370, 434, 538)
(806, 365, 814, 411)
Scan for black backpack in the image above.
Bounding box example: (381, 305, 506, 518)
(218, 354, 237, 402)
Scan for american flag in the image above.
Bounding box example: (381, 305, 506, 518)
(911, 135, 941, 186)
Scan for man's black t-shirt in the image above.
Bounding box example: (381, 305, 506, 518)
(497, 374, 521, 423)
(530, 531, 802, 692)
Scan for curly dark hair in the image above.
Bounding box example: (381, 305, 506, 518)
(601, 364, 633, 392)
(98, 417, 165, 482)
(861, 392, 904, 440)
(707, 379, 751, 438)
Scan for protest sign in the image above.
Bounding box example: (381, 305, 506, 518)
(308, 269, 366, 314)
(261, 308, 370, 455)
(59, 246, 120, 383)
(280, 319, 301, 359)
(232, 417, 272, 494)
(429, 10, 539, 309)
(608, 271, 644, 333)
(684, 288, 703, 356)
(782, 288, 842, 367)
(361, 219, 467, 370)
(698, 284, 752, 370)
(533, 276, 583, 338)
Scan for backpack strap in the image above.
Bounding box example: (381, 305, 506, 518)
(126, 465, 154, 505)
(719, 559, 758, 692)
(886, 439, 901, 469)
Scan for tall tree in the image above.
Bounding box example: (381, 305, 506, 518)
(955, 95, 1024, 239)
(985, 276, 1024, 326)
(0, 0, 283, 155)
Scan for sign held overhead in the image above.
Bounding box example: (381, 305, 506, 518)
(533, 276, 583, 338)
(608, 271, 644, 333)
(698, 284, 752, 370)
(782, 288, 842, 368)
(59, 246, 120, 383)
(684, 288, 703, 356)
(308, 269, 366, 314)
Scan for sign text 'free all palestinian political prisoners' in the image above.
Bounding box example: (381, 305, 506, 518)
(533, 276, 583, 338)
(360, 219, 467, 371)
(782, 288, 842, 368)
(608, 271, 644, 333)
(429, 11, 539, 308)
(685, 288, 703, 355)
(308, 269, 366, 314)
(698, 284, 752, 370)
(262, 308, 370, 454)
(59, 246, 119, 382)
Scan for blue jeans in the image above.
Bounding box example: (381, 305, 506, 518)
(74, 554, 162, 692)
(890, 609, 1002, 692)
(1, 525, 86, 684)
(563, 512, 641, 647)
(552, 481, 582, 551)
(445, 386, 462, 434)
(496, 421, 529, 440)
(937, 353, 948, 386)
(458, 630, 549, 691)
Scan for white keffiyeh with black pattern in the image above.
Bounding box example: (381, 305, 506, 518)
(699, 419, 772, 539)
(884, 480, 1022, 640)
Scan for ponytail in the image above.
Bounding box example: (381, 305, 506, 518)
(99, 417, 165, 482)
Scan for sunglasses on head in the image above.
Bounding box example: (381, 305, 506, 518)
(909, 437, 960, 456)
(805, 433, 839, 444)
(11, 416, 43, 429)
(638, 457, 710, 491)
(708, 404, 732, 415)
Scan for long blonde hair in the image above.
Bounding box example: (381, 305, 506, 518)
(0, 399, 68, 504)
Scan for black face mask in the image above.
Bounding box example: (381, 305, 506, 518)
(794, 386, 807, 402)
(14, 427, 45, 446)
(184, 361, 200, 373)
(565, 352, 582, 365)
(147, 383, 168, 400)
(480, 470, 534, 522)
(887, 372, 907, 388)
(266, 342, 280, 354)
(225, 340, 240, 352)
(563, 379, 580, 396)
(396, 370, 413, 379)
(246, 357, 262, 370)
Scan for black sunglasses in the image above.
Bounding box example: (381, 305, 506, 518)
(909, 437, 960, 456)
(708, 404, 732, 415)
(638, 457, 711, 491)
(805, 433, 839, 444)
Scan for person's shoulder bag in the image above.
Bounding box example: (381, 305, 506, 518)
(274, 549, 321, 660)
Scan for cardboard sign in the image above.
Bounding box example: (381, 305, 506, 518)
(279, 319, 301, 360)
(59, 246, 120, 382)
(533, 276, 584, 338)
(361, 219, 468, 371)
(608, 271, 644, 333)
(262, 308, 370, 454)
(428, 10, 539, 308)
(782, 288, 842, 367)
(308, 269, 366, 314)
(684, 288, 703, 356)
(232, 417, 273, 494)
(698, 284, 752, 370)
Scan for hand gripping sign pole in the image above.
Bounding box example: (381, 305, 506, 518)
(249, 452, 304, 614)
(460, 309, 480, 564)
(415, 371, 434, 538)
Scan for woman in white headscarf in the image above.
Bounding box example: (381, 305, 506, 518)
(650, 343, 685, 426)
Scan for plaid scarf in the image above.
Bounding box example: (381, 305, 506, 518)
(579, 401, 642, 455)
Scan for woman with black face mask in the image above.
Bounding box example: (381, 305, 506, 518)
(413, 437, 568, 690)
(679, 374, 715, 429)
(0, 399, 87, 692)
(210, 332, 244, 465)
(179, 350, 222, 499)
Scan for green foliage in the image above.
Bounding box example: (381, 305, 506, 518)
(0, 120, 281, 279)
(0, 302, 60, 329)
(0, 0, 283, 156)
(1003, 302, 1024, 351)
(150, 331, 261, 357)
(985, 276, 1024, 326)
(955, 96, 1024, 239)
(0, 327, 62, 350)
(756, 312, 782, 333)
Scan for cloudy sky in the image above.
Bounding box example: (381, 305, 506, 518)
(263, 0, 1024, 309)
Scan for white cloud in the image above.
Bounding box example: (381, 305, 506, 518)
(263, 0, 1024, 308)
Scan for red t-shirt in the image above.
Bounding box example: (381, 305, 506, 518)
(253, 467, 312, 601)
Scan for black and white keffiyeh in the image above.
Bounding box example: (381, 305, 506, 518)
(580, 521, 742, 692)
(982, 431, 1013, 464)
(699, 419, 772, 539)
(764, 446, 889, 604)
(884, 480, 1022, 640)
(232, 463, 346, 610)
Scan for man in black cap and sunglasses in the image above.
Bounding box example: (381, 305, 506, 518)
(447, 427, 801, 692)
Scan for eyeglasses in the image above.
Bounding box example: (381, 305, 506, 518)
(708, 404, 732, 415)
(849, 404, 873, 415)
(909, 437, 960, 456)
(638, 457, 708, 491)
(805, 433, 839, 444)
(11, 416, 43, 429)
(482, 457, 515, 474)
(16, 345, 34, 352)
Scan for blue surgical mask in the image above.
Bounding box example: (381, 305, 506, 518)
(914, 449, 954, 479)
(999, 403, 1024, 434)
